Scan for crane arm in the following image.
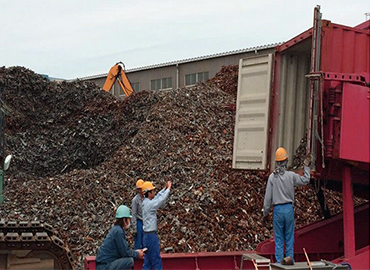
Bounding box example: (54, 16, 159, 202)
(102, 62, 134, 97)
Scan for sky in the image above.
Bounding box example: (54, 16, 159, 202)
(1, 1, 369, 80)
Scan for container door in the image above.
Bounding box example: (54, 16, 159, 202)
(340, 83, 370, 163)
(232, 54, 273, 170)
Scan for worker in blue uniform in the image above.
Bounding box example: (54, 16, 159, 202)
(95, 205, 145, 270)
(141, 180, 171, 270)
(132, 179, 145, 249)
(263, 147, 311, 265)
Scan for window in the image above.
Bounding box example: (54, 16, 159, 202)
(162, 77, 172, 89)
(198, 71, 209, 82)
(131, 82, 139, 92)
(185, 74, 196, 86)
(151, 79, 160, 90)
(185, 71, 209, 86)
(150, 77, 172, 90)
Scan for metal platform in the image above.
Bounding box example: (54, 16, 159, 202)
(240, 253, 270, 270)
(270, 261, 348, 270)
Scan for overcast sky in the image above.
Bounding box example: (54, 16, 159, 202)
(1, 1, 369, 80)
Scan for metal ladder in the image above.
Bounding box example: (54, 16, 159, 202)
(240, 253, 271, 270)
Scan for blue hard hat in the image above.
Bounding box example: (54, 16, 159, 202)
(115, 205, 132, 218)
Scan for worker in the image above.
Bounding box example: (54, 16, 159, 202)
(262, 147, 311, 265)
(95, 205, 145, 270)
(131, 179, 145, 249)
(142, 180, 171, 270)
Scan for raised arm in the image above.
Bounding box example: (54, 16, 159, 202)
(293, 166, 310, 186)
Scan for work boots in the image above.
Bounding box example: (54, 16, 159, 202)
(281, 256, 294, 265)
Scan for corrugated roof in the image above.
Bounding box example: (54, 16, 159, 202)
(75, 43, 281, 81)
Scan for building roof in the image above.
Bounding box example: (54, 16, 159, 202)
(76, 43, 280, 81)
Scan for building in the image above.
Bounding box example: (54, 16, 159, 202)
(78, 43, 279, 97)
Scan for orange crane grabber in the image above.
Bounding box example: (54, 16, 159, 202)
(102, 62, 134, 97)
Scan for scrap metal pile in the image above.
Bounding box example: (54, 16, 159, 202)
(0, 66, 366, 268)
(207, 65, 239, 97)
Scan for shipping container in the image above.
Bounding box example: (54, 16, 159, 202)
(233, 9, 370, 175)
(233, 6, 369, 268)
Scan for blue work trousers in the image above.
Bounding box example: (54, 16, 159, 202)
(143, 232, 162, 270)
(96, 257, 134, 270)
(273, 203, 295, 263)
(134, 219, 144, 249)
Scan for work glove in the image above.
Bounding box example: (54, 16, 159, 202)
(136, 249, 145, 259)
(303, 155, 311, 167)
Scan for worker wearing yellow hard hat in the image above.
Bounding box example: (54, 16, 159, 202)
(141, 180, 171, 270)
(262, 147, 311, 265)
(275, 147, 289, 161)
(142, 181, 155, 194)
(131, 179, 145, 249)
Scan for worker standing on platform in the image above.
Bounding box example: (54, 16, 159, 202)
(95, 205, 144, 270)
(262, 147, 311, 265)
(142, 180, 171, 270)
(132, 179, 145, 249)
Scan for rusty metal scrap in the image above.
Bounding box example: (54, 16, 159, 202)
(207, 65, 239, 98)
(0, 66, 367, 269)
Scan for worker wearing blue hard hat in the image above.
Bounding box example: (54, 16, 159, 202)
(262, 147, 311, 265)
(95, 205, 145, 270)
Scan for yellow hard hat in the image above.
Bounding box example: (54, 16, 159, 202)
(136, 179, 144, 189)
(275, 147, 288, 161)
(142, 181, 155, 193)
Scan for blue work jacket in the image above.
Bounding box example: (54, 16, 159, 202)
(96, 224, 138, 264)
